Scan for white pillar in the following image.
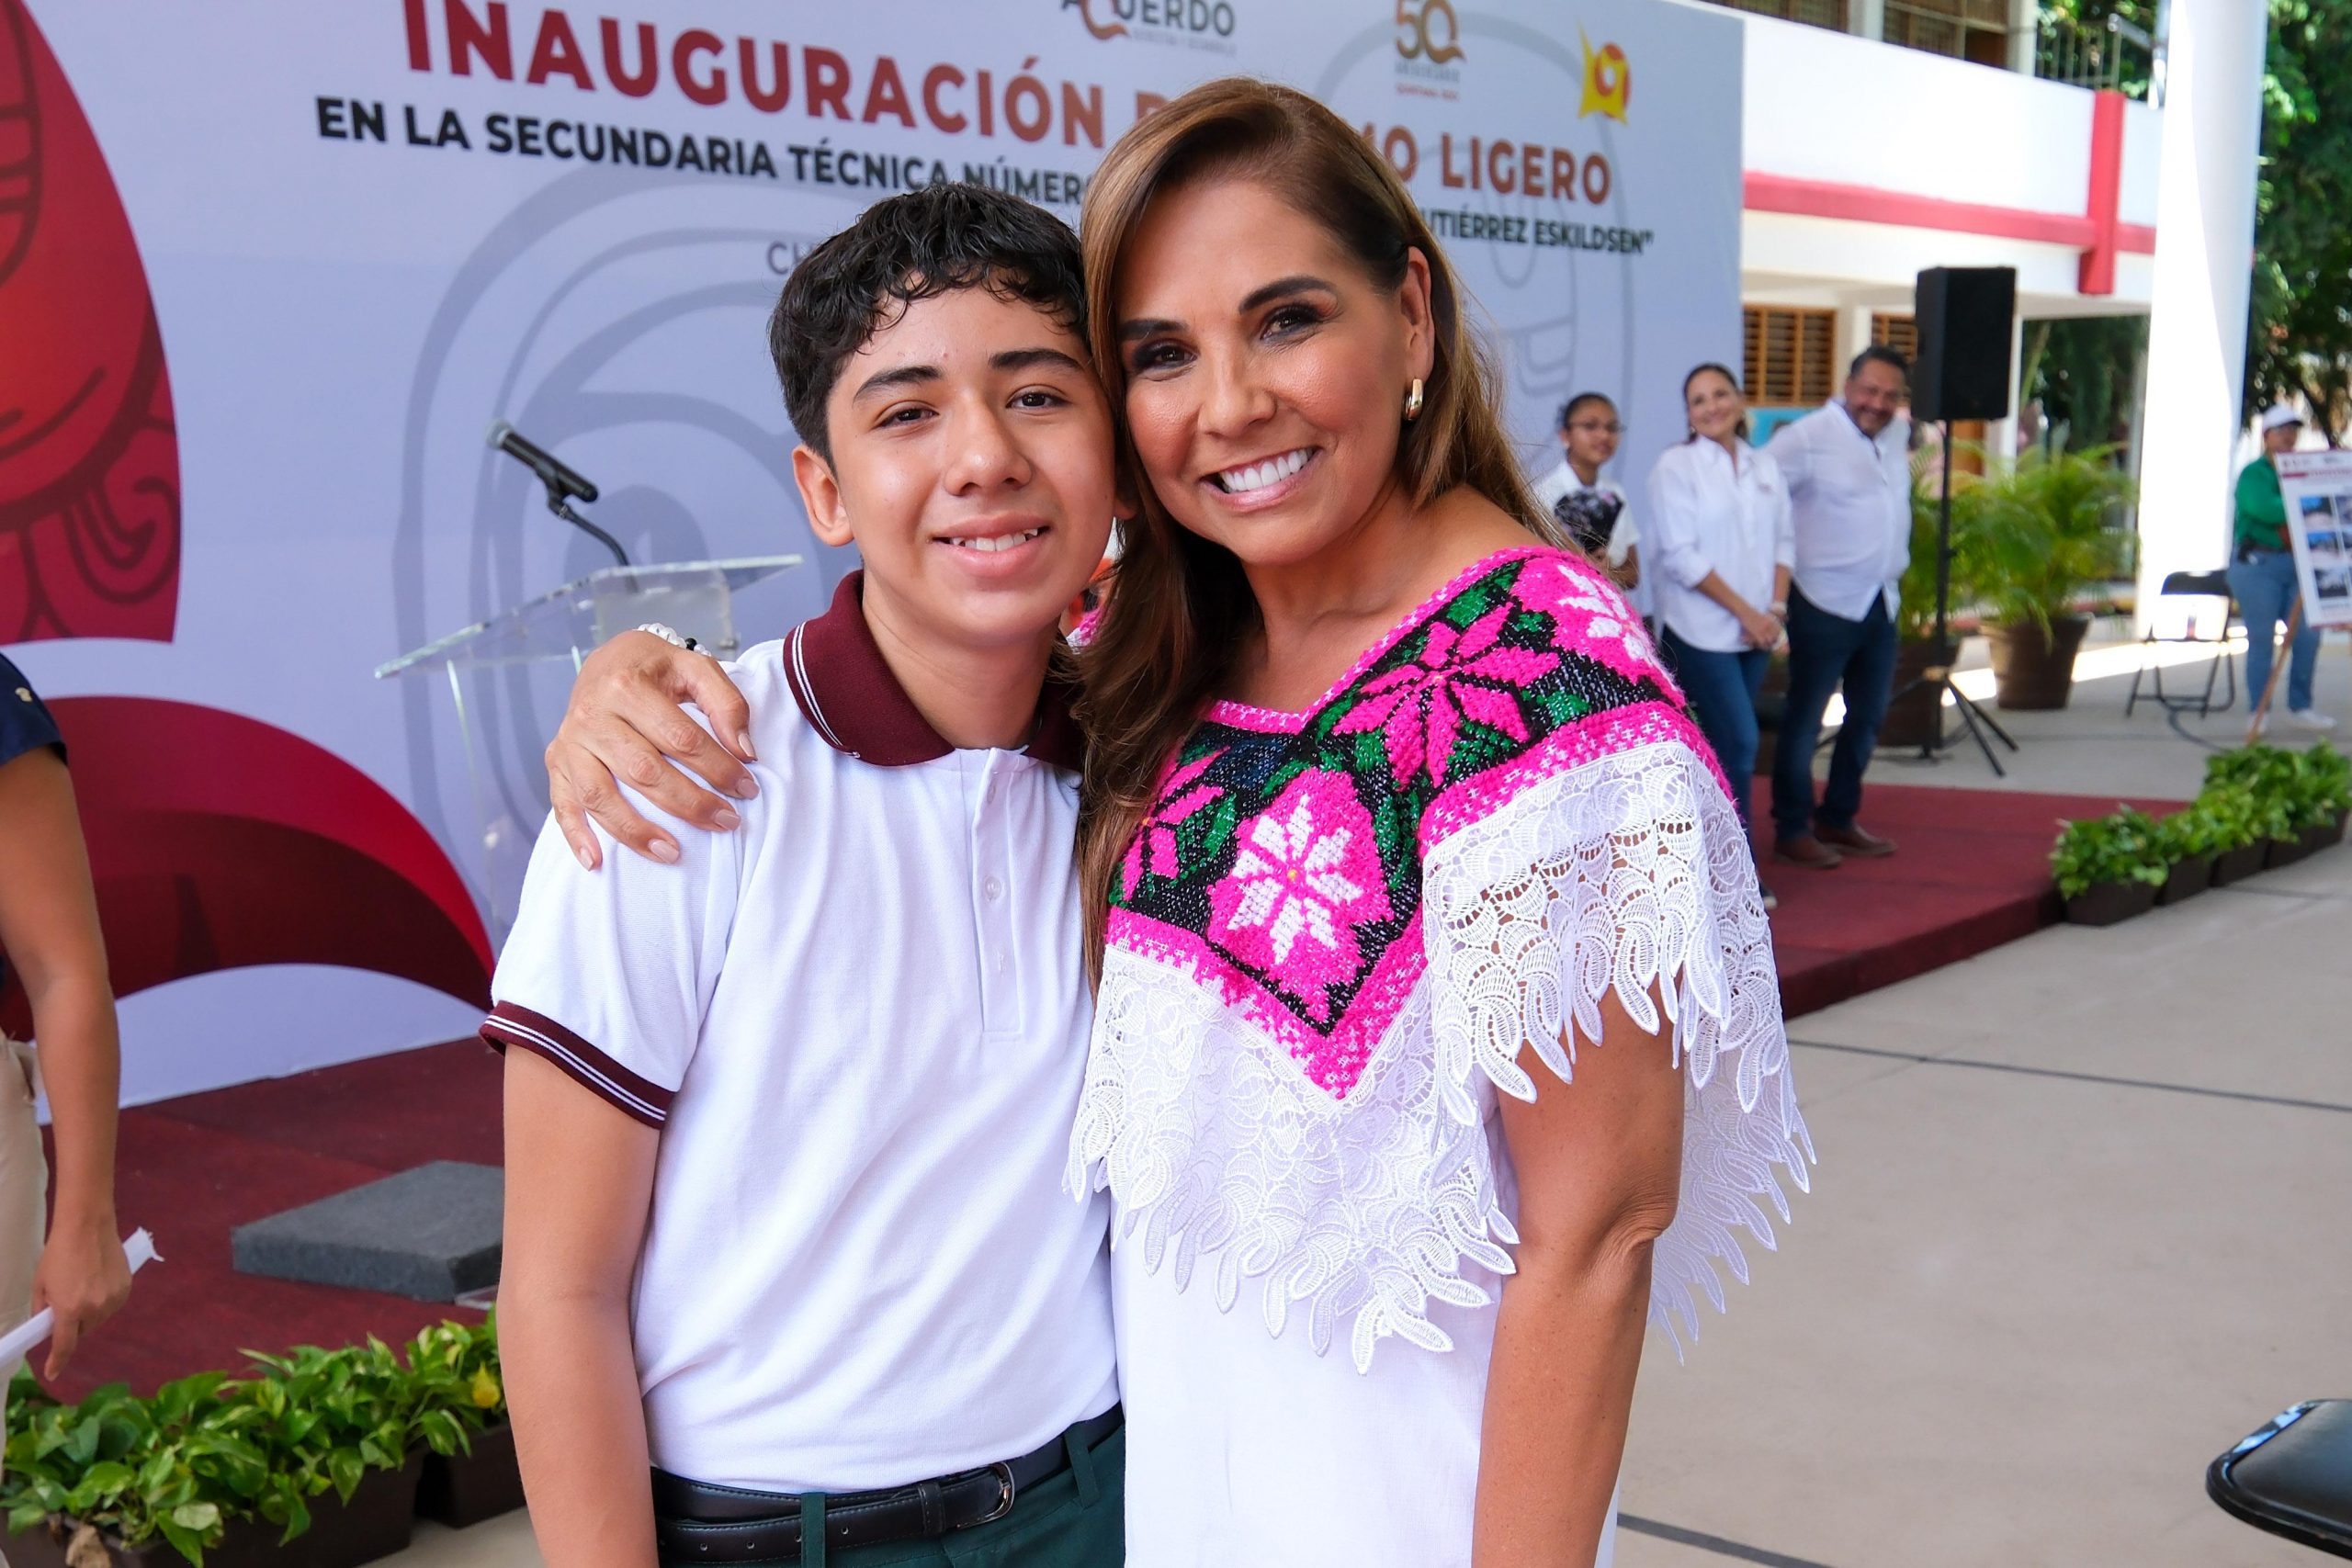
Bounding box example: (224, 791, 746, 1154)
(1849, 0, 1883, 43)
(2134, 0, 2268, 635)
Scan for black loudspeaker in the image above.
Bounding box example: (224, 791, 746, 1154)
(1911, 266, 2016, 423)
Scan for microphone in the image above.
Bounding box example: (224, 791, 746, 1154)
(487, 420, 599, 504)
(486, 420, 629, 570)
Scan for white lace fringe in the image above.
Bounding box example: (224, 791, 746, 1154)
(1069, 739, 1815, 1371)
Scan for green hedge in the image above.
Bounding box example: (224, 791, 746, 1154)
(2051, 740, 2349, 898)
(2, 1315, 503, 1564)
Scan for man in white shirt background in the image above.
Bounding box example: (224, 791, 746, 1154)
(1532, 391, 1645, 611)
(1766, 346, 1913, 870)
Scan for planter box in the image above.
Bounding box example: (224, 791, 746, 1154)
(9, 1460, 422, 1568)
(2265, 834, 2308, 870)
(2157, 854, 2213, 906)
(2303, 821, 2344, 858)
(416, 1422, 525, 1529)
(1881, 637, 1952, 750)
(2063, 878, 2159, 927)
(2211, 844, 2267, 885)
(1986, 616, 2092, 711)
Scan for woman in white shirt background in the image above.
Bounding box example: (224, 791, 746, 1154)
(1644, 364, 1796, 907)
(1531, 392, 1642, 604)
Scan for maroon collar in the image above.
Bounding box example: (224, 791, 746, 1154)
(781, 570, 1085, 773)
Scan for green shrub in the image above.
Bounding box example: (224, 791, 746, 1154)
(2292, 741, 2351, 824)
(3, 1319, 506, 1565)
(2154, 804, 2233, 861)
(2050, 806, 2170, 898)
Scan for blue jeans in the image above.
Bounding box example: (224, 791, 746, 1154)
(1660, 629, 1769, 834)
(1772, 588, 1898, 842)
(2228, 548, 2321, 713)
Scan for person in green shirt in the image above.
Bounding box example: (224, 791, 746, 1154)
(2227, 406, 2334, 731)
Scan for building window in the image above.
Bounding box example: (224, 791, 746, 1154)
(1883, 0, 2013, 67)
(1872, 313, 1919, 365)
(1745, 306, 1837, 408)
(1697, 0, 1849, 31)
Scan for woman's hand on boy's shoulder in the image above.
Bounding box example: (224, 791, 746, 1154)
(548, 630, 756, 871)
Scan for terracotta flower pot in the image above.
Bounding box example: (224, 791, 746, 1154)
(2156, 854, 2212, 905)
(2063, 878, 2159, 926)
(1879, 636, 1951, 750)
(2210, 844, 2267, 885)
(9, 1460, 423, 1568)
(1985, 615, 2092, 710)
(416, 1422, 525, 1529)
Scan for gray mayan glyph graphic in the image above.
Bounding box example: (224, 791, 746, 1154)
(393, 168, 854, 920)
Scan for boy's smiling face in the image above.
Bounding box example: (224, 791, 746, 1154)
(792, 284, 1118, 656)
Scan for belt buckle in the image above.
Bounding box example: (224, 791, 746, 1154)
(958, 1462, 1016, 1529)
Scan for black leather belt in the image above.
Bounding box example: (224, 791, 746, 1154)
(651, 1405, 1122, 1562)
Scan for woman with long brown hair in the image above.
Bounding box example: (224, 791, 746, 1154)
(541, 79, 1810, 1566)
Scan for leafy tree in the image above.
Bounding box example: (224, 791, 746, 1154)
(2029, 0, 2350, 446)
(2245, 0, 2352, 442)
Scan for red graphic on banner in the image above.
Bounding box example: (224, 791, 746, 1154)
(0, 0, 180, 645)
(0, 700, 493, 1040)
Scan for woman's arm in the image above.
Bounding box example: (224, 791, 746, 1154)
(1690, 572, 1783, 649)
(546, 632, 757, 869)
(501, 1048, 662, 1568)
(1474, 984, 1684, 1568)
(0, 749, 130, 1376)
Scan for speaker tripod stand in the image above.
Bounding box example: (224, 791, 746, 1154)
(1891, 418, 2019, 777)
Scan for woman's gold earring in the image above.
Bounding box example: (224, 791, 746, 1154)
(1403, 378, 1425, 423)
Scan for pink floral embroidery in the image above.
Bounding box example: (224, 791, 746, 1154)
(1332, 603, 1559, 787)
(1121, 749, 1225, 896)
(1209, 770, 1391, 1022)
(1513, 555, 1673, 692)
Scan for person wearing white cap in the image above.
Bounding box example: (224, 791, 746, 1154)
(2228, 406, 2334, 731)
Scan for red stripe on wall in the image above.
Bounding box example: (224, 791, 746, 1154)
(1743, 165, 2156, 268)
(2079, 89, 2129, 295)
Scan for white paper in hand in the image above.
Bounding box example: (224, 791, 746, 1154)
(0, 1228, 160, 1369)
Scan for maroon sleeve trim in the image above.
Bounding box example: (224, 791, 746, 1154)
(481, 1001, 673, 1127)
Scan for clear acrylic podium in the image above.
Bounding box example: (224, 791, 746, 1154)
(377, 557, 802, 935)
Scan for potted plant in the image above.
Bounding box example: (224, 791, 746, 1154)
(2201, 745, 2307, 869)
(1881, 485, 1964, 750)
(404, 1317, 519, 1529)
(4, 1371, 261, 1567)
(229, 1342, 424, 1568)
(2050, 806, 2169, 925)
(2199, 784, 2270, 886)
(2291, 742, 2351, 853)
(1953, 446, 2135, 710)
(2152, 806, 2224, 905)
(5, 1339, 435, 1568)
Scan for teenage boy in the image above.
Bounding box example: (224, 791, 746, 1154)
(490, 184, 1125, 1568)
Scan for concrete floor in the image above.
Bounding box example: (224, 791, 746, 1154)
(1618, 637, 2352, 1568)
(387, 634, 2352, 1568)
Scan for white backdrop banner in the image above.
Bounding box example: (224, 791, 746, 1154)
(6, 0, 1742, 1100)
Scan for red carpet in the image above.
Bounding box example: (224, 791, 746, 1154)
(1743, 778, 2184, 1018)
(55, 780, 2176, 1396)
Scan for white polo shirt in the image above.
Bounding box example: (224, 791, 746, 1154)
(1644, 436, 1796, 653)
(485, 571, 1117, 1494)
(1765, 400, 1913, 621)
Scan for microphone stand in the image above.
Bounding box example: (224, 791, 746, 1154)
(547, 490, 631, 574)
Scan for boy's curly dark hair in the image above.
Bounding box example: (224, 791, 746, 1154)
(769, 184, 1086, 460)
